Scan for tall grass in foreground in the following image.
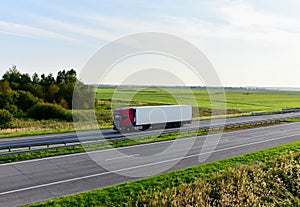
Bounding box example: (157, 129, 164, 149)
(137, 152, 300, 207)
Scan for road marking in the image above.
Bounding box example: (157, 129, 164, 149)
(1, 121, 300, 167)
(105, 154, 139, 161)
(0, 131, 299, 196)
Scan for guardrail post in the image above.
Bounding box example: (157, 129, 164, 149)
(8, 147, 11, 152)
(28, 145, 31, 150)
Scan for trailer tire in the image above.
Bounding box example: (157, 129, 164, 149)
(141, 124, 151, 131)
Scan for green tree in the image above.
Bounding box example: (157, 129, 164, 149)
(56, 70, 66, 84)
(0, 90, 16, 109)
(40, 73, 55, 86)
(2, 65, 21, 82)
(65, 69, 77, 84)
(0, 81, 11, 93)
(32, 73, 40, 84)
(4, 104, 18, 116)
(29, 84, 44, 99)
(2, 65, 22, 90)
(58, 83, 74, 108)
(0, 109, 13, 128)
(15, 90, 40, 112)
(56, 69, 77, 85)
(45, 84, 60, 103)
(20, 73, 31, 87)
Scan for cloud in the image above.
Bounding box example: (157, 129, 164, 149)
(64, 1, 300, 45)
(215, 1, 300, 42)
(30, 15, 124, 42)
(0, 20, 77, 42)
(55, 12, 212, 44)
(219, 1, 300, 29)
(23, 0, 300, 46)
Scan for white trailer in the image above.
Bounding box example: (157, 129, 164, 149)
(135, 105, 192, 126)
(113, 105, 192, 131)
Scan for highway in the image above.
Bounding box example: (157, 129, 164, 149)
(1, 112, 300, 152)
(0, 121, 300, 206)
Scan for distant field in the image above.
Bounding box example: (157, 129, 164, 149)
(2, 88, 300, 137)
(97, 87, 300, 112)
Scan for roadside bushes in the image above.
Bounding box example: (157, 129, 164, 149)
(0, 109, 14, 129)
(15, 90, 40, 112)
(28, 103, 72, 121)
(27, 103, 97, 122)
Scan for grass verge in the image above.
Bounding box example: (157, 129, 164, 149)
(283, 117, 300, 123)
(0, 126, 113, 139)
(28, 140, 300, 207)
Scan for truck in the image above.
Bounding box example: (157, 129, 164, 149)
(113, 105, 192, 132)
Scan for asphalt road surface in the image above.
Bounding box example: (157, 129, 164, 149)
(1, 112, 300, 149)
(1, 121, 300, 206)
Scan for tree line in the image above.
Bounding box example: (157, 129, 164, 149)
(0, 66, 94, 128)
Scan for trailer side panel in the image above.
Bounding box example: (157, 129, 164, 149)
(135, 105, 192, 126)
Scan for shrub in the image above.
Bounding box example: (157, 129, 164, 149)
(4, 104, 18, 116)
(0, 109, 14, 128)
(15, 90, 40, 112)
(28, 103, 71, 121)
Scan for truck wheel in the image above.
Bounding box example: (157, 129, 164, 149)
(141, 124, 151, 131)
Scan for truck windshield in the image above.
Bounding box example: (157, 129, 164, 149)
(114, 114, 127, 121)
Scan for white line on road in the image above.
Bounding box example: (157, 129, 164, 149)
(0, 131, 299, 196)
(105, 154, 139, 161)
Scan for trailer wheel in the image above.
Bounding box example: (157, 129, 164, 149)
(141, 124, 151, 131)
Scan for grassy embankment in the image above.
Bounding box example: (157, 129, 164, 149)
(28, 140, 300, 207)
(1, 88, 300, 138)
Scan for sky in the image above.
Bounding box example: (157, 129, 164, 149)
(1, 0, 300, 87)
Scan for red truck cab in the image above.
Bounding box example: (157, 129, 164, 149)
(113, 108, 135, 131)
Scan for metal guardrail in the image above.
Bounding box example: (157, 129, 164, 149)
(282, 108, 300, 113)
(1, 113, 300, 156)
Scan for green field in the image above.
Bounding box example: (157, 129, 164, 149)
(97, 87, 300, 112)
(93, 87, 300, 126)
(28, 141, 300, 207)
(2, 88, 300, 137)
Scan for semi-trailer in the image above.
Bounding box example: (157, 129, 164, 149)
(113, 105, 192, 132)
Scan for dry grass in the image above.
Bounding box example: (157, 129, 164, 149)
(0, 119, 100, 137)
(0, 119, 73, 134)
(137, 152, 300, 207)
